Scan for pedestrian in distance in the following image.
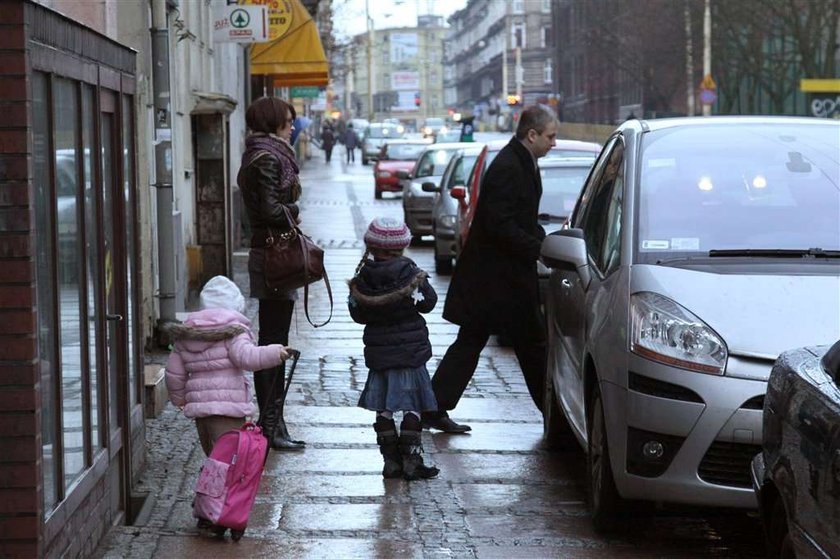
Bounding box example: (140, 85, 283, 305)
(321, 123, 335, 163)
(163, 275, 291, 456)
(422, 104, 559, 433)
(238, 96, 306, 451)
(343, 123, 358, 164)
(348, 218, 440, 480)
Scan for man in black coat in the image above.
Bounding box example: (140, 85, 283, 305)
(423, 104, 559, 433)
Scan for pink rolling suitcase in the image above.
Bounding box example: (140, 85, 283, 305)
(193, 422, 268, 541)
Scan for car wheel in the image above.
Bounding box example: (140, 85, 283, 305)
(375, 189, 382, 200)
(768, 498, 795, 559)
(362, 157, 368, 165)
(588, 386, 626, 533)
(434, 255, 452, 275)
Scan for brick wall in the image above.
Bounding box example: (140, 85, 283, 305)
(0, 1, 41, 556)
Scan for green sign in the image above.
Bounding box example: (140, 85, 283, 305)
(290, 86, 321, 99)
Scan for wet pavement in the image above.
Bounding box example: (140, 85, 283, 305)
(94, 144, 766, 558)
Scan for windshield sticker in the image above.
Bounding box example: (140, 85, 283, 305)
(647, 158, 676, 168)
(641, 240, 670, 250)
(671, 237, 700, 251)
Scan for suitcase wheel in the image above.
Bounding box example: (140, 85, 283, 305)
(231, 529, 245, 542)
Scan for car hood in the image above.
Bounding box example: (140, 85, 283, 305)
(377, 161, 415, 172)
(631, 264, 840, 362)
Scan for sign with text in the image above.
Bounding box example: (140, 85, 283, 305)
(213, 5, 268, 43)
(242, 0, 294, 42)
(290, 86, 321, 98)
(391, 71, 419, 91)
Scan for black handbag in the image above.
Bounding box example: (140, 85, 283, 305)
(262, 206, 332, 327)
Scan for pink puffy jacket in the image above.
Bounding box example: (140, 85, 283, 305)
(164, 308, 284, 418)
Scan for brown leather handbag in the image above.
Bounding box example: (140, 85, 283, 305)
(263, 206, 332, 327)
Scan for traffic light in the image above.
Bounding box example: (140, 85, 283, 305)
(506, 94, 521, 106)
(414, 93, 421, 107)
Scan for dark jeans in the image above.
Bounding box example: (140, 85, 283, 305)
(430, 324, 546, 415)
(255, 298, 295, 411)
(346, 146, 355, 163)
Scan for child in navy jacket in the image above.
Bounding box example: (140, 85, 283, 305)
(348, 218, 439, 480)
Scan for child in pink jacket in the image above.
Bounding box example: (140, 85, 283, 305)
(165, 276, 289, 455)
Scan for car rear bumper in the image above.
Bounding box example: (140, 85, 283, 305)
(602, 356, 769, 508)
(375, 178, 402, 192)
(404, 208, 433, 235)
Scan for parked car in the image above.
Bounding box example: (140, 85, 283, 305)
(362, 123, 406, 165)
(752, 339, 840, 559)
(539, 116, 840, 532)
(401, 142, 475, 241)
(421, 117, 448, 139)
(452, 139, 600, 258)
(372, 140, 429, 199)
(427, 146, 483, 274)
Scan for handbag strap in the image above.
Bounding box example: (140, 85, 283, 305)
(280, 204, 333, 328)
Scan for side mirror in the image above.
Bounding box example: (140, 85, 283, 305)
(540, 228, 591, 288)
(421, 182, 439, 193)
(821, 338, 840, 383)
(395, 170, 410, 180)
(450, 186, 466, 200)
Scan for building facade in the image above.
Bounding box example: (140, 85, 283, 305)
(347, 17, 448, 127)
(0, 0, 249, 555)
(444, 0, 556, 131)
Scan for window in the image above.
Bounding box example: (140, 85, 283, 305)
(512, 22, 526, 49)
(577, 140, 625, 275)
(542, 26, 551, 48)
(544, 59, 553, 84)
(513, 0, 524, 13)
(543, 0, 552, 13)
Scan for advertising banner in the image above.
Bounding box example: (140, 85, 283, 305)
(391, 71, 420, 91)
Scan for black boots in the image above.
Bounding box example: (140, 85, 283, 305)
(398, 415, 439, 481)
(374, 417, 403, 479)
(254, 368, 305, 451)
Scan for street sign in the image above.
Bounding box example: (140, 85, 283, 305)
(290, 86, 321, 98)
(700, 88, 717, 105)
(213, 5, 268, 43)
(242, 0, 294, 42)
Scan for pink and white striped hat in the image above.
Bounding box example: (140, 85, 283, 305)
(363, 217, 411, 250)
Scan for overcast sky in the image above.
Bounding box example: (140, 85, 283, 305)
(331, 0, 468, 40)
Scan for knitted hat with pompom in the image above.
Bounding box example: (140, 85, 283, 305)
(363, 217, 411, 250)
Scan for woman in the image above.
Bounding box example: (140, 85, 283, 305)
(237, 96, 305, 451)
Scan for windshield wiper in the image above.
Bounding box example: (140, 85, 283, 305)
(708, 248, 840, 258)
(538, 213, 567, 222)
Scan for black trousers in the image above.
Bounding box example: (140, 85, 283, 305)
(430, 324, 546, 414)
(255, 298, 295, 411)
(324, 146, 333, 162)
(346, 146, 355, 163)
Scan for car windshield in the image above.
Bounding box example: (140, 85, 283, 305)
(637, 123, 840, 261)
(543, 149, 597, 161)
(539, 165, 593, 222)
(368, 126, 404, 139)
(415, 148, 460, 177)
(384, 144, 427, 160)
(425, 118, 444, 127)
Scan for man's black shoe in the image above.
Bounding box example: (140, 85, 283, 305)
(422, 413, 471, 433)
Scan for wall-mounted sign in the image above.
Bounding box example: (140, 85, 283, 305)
(242, 0, 294, 42)
(213, 5, 268, 43)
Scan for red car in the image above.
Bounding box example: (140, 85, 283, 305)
(373, 140, 430, 199)
(451, 138, 601, 255)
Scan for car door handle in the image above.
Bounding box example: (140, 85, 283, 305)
(106, 314, 123, 322)
(561, 279, 573, 288)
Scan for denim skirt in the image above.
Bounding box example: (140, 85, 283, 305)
(357, 364, 438, 413)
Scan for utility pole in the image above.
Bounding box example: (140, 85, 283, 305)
(366, 0, 374, 121)
(702, 0, 712, 116)
(502, 19, 508, 104)
(515, 45, 523, 102)
(684, 0, 695, 116)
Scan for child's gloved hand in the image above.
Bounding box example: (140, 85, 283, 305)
(277, 345, 290, 361)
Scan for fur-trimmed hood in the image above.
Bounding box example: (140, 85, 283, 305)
(162, 308, 251, 342)
(348, 257, 426, 307)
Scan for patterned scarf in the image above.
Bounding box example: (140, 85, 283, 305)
(241, 133, 299, 175)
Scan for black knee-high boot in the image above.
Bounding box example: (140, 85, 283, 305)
(374, 417, 403, 479)
(399, 415, 439, 481)
(254, 367, 304, 451)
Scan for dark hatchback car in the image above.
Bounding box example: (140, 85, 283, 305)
(752, 339, 840, 559)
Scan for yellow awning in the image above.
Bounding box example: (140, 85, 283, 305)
(246, 0, 329, 86)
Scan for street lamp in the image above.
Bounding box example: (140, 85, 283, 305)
(366, 0, 374, 121)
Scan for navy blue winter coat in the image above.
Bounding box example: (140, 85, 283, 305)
(348, 256, 437, 370)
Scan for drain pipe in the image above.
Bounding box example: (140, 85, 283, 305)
(151, 0, 176, 340)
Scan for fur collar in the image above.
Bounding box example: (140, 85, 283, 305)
(162, 321, 247, 342)
(349, 270, 427, 307)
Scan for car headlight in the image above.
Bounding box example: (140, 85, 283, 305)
(630, 292, 727, 375)
(439, 215, 456, 228)
(377, 171, 391, 178)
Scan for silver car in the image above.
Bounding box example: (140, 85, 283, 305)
(401, 142, 475, 241)
(361, 123, 405, 165)
(539, 116, 840, 532)
(426, 145, 483, 274)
